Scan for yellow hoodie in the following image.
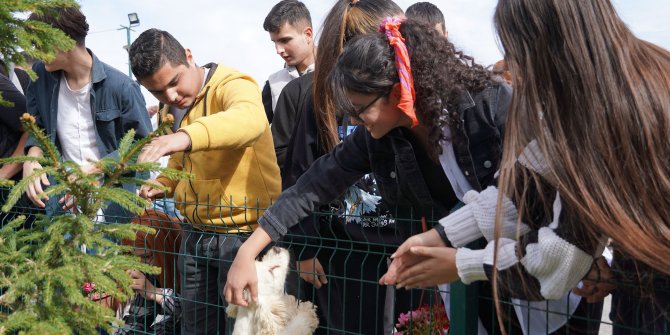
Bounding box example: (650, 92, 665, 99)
(156, 64, 281, 233)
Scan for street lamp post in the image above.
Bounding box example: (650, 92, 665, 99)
(119, 13, 140, 78)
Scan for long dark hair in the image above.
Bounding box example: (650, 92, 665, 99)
(494, 0, 670, 279)
(330, 18, 491, 160)
(313, 0, 403, 152)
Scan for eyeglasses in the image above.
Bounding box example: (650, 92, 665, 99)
(348, 93, 385, 122)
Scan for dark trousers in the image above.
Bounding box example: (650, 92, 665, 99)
(611, 288, 670, 335)
(178, 224, 246, 335)
(289, 222, 422, 335)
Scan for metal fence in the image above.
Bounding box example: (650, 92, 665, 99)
(1, 188, 668, 335)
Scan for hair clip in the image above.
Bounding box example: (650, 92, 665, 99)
(350, 0, 360, 7)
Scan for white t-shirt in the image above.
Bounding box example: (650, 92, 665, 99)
(57, 75, 100, 166)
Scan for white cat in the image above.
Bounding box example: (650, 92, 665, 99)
(226, 247, 319, 335)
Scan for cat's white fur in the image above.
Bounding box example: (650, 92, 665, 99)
(226, 247, 319, 335)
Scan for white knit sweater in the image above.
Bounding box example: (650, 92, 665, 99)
(438, 140, 605, 300)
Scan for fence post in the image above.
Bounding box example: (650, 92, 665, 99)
(450, 279, 479, 335)
(450, 238, 485, 334)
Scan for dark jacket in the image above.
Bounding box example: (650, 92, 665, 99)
(25, 50, 151, 220)
(271, 73, 314, 170)
(262, 80, 273, 123)
(0, 74, 26, 161)
(261, 83, 511, 242)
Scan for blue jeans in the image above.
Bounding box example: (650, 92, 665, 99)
(152, 197, 182, 220)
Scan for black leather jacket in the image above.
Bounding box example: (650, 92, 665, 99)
(261, 83, 511, 242)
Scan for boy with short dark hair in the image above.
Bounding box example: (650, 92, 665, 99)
(130, 28, 281, 335)
(23, 6, 151, 219)
(406, 2, 448, 36)
(262, 0, 316, 166)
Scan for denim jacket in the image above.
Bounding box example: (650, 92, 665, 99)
(260, 83, 512, 241)
(25, 50, 151, 221)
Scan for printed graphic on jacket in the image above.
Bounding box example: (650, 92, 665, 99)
(338, 125, 396, 228)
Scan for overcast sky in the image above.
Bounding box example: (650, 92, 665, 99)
(78, 0, 670, 106)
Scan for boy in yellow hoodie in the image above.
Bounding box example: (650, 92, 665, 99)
(129, 28, 281, 334)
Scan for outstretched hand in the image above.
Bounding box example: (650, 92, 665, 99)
(379, 228, 445, 285)
(224, 253, 258, 307)
(23, 161, 49, 208)
(138, 179, 167, 200)
(138, 132, 191, 163)
(297, 258, 328, 289)
(393, 246, 460, 289)
(572, 256, 616, 303)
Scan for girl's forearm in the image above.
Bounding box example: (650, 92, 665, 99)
(238, 227, 273, 259)
(1, 133, 30, 179)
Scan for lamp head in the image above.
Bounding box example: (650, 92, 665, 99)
(128, 13, 140, 27)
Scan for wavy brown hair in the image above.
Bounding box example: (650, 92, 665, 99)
(330, 19, 492, 161)
(313, 0, 403, 152)
(494, 0, 670, 279)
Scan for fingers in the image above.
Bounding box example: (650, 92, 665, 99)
(380, 259, 401, 285)
(147, 188, 165, 199)
(297, 259, 328, 289)
(396, 262, 427, 286)
(315, 261, 328, 285)
(224, 282, 256, 307)
(379, 273, 389, 285)
(139, 187, 151, 199)
(224, 284, 234, 306)
(397, 270, 432, 289)
(391, 236, 418, 259)
(139, 186, 160, 200)
(59, 193, 75, 211)
(248, 281, 259, 305)
(301, 271, 321, 289)
(40, 173, 50, 186)
(379, 272, 395, 286)
(225, 285, 251, 307)
(572, 284, 595, 298)
(137, 148, 152, 164)
(138, 146, 163, 164)
(24, 167, 48, 207)
(299, 267, 324, 288)
(572, 282, 614, 302)
(384, 252, 424, 284)
(139, 185, 151, 199)
(127, 270, 143, 279)
(139, 180, 166, 200)
(27, 179, 46, 208)
(408, 246, 439, 257)
(138, 137, 171, 163)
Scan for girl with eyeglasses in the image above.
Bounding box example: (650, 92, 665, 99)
(226, 16, 517, 334)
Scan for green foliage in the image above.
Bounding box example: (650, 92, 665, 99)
(0, 114, 192, 334)
(0, 0, 77, 78)
(1, 0, 78, 108)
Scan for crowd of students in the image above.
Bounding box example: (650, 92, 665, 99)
(1, 0, 670, 334)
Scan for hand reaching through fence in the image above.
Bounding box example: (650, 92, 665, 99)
(296, 258, 328, 289)
(572, 256, 616, 303)
(393, 246, 459, 289)
(380, 228, 445, 286)
(225, 253, 259, 307)
(127, 270, 162, 303)
(225, 227, 273, 307)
